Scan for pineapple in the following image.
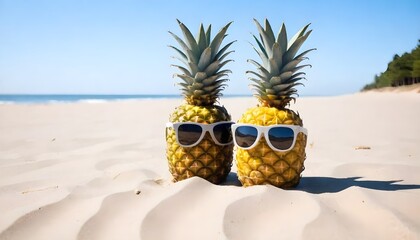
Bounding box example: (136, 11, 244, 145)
(166, 20, 235, 184)
(236, 19, 314, 188)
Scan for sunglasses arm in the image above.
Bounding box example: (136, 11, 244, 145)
(300, 127, 308, 136)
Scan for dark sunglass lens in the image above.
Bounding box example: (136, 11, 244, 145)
(177, 124, 203, 146)
(268, 127, 294, 150)
(235, 126, 258, 148)
(213, 123, 233, 144)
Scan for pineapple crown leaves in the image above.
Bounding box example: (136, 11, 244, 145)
(169, 20, 235, 106)
(248, 18, 316, 108)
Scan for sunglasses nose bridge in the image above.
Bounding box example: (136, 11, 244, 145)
(259, 133, 270, 145)
(201, 130, 213, 143)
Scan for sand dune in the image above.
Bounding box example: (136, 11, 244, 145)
(1, 92, 419, 239)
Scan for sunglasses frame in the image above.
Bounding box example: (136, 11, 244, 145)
(166, 121, 235, 147)
(231, 123, 308, 152)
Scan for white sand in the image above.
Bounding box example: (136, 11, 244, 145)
(1, 92, 419, 240)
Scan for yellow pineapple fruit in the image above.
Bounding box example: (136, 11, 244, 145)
(235, 19, 314, 188)
(166, 20, 235, 184)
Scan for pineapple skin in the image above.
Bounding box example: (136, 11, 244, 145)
(166, 104, 233, 184)
(236, 106, 307, 188)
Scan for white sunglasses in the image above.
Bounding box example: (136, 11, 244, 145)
(166, 121, 234, 147)
(232, 123, 308, 152)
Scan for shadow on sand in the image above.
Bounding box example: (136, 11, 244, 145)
(296, 176, 420, 194)
(221, 173, 420, 194)
(220, 172, 243, 186)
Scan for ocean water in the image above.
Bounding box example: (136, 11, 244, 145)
(0, 94, 250, 104)
(0, 94, 181, 104)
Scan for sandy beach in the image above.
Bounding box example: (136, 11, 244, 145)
(1, 91, 419, 240)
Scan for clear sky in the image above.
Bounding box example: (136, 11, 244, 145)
(0, 0, 419, 96)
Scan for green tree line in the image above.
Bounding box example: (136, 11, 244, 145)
(363, 40, 420, 90)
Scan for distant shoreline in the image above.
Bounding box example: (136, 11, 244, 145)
(361, 83, 420, 93)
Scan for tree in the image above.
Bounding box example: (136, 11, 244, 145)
(362, 40, 420, 90)
(413, 60, 420, 77)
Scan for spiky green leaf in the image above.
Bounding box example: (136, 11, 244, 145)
(272, 82, 301, 92)
(214, 40, 236, 60)
(209, 22, 233, 58)
(203, 84, 222, 92)
(252, 45, 268, 66)
(281, 58, 304, 72)
(197, 24, 207, 53)
(271, 42, 282, 66)
(177, 20, 199, 60)
(202, 73, 228, 85)
(253, 89, 268, 98)
(269, 76, 282, 85)
(294, 48, 316, 60)
(279, 71, 293, 81)
(194, 72, 207, 82)
(264, 19, 276, 46)
(217, 68, 232, 75)
(264, 88, 275, 94)
(191, 82, 204, 89)
(249, 83, 265, 92)
(171, 55, 188, 66)
(290, 64, 311, 73)
(290, 72, 306, 80)
(171, 64, 192, 77)
(176, 74, 195, 84)
(214, 79, 229, 87)
(204, 61, 220, 76)
(249, 78, 263, 85)
(252, 35, 268, 58)
(249, 79, 263, 86)
(218, 50, 234, 62)
(247, 70, 265, 80)
(248, 59, 270, 79)
(284, 30, 312, 63)
(193, 90, 205, 96)
(257, 66, 271, 79)
(261, 81, 272, 88)
(277, 23, 288, 55)
(205, 24, 211, 46)
(198, 47, 212, 71)
(178, 82, 189, 89)
(168, 31, 197, 63)
(288, 23, 311, 49)
(268, 58, 280, 76)
(253, 19, 274, 56)
(187, 62, 199, 76)
(286, 77, 306, 84)
(168, 45, 187, 61)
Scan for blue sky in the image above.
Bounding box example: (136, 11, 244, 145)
(0, 0, 419, 96)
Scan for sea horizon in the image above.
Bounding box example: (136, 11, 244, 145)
(0, 94, 256, 104)
(0, 92, 343, 104)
